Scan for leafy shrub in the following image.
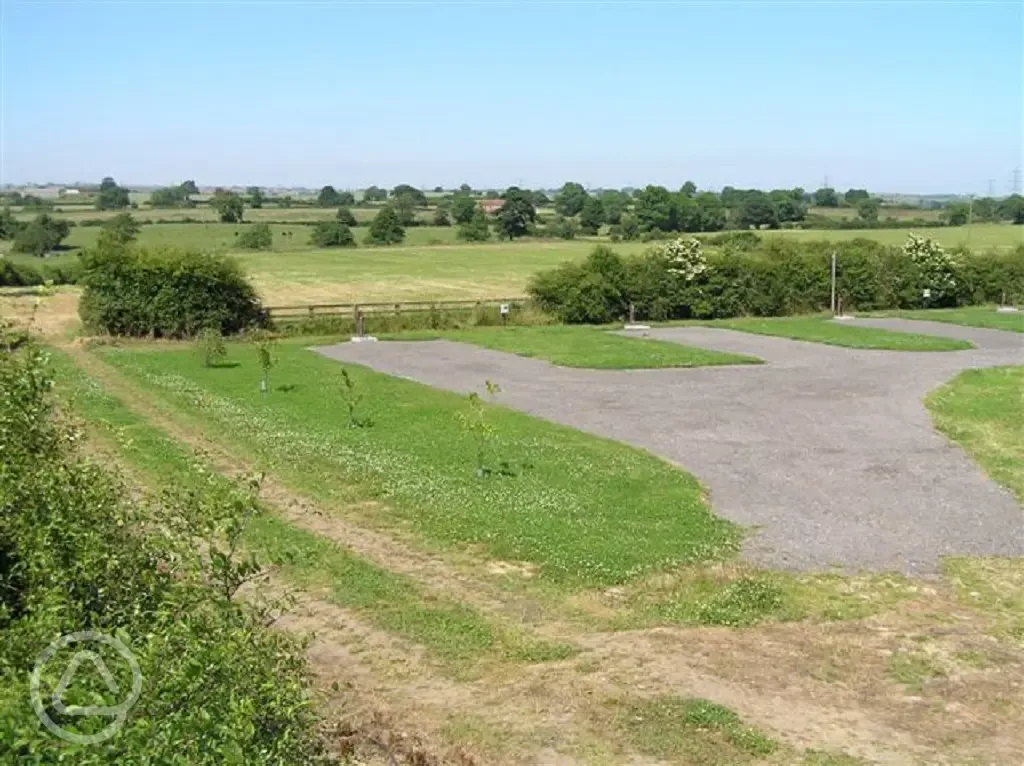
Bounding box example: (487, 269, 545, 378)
(12, 214, 71, 256)
(196, 327, 227, 367)
(236, 223, 273, 250)
(0, 342, 323, 762)
(456, 207, 490, 242)
(364, 205, 405, 245)
(309, 220, 356, 248)
(335, 207, 358, 226)
(79, 245, 268, 337)
(902, 233, 958, 305)
(661, 237, 707, 281)
(0, 258, 82, 287)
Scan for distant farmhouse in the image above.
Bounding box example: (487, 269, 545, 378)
(480, 199, 504, 214)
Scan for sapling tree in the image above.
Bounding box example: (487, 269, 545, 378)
(196, 327, 227, 367)
(252, 331, 277, 393)
(457, 380, 504, 477)
(339, 367, 372, 427)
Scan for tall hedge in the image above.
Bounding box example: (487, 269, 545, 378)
(79, 245, 268, 337)
(529, 238, 1024, 323)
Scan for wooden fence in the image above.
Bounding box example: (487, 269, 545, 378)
(267, 297, 529, 321)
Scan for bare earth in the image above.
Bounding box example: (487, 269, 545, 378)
(316, 318, 1023, 575)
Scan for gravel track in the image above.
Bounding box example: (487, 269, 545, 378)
(315, 320, 1022, 574)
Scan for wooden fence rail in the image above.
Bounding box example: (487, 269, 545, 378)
(267, 297, 530, 320)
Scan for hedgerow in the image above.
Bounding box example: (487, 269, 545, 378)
(529, 236, 1024, 323)
(0, 337, 324, 762)
(78, 244, 268, 337)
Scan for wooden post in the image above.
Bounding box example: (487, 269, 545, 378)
(629, 302, 636, 324)
(830, 252, 837, 316)
(355, 306, 363, 337)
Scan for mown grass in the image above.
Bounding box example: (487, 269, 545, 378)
(608, 696, 778, 763)
(874, 306, 1024, 333)
(707, 316, 974, 350)
(381, 325, 760, 369)
(927, 366, 1024, 502)
(46, 348, 571, 666)
(93, 340, 739, 589)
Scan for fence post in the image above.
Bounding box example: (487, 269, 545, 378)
(355, 305, 363, 337)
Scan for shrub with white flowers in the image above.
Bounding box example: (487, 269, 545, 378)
(902, 233, 958, 302)
(661, 237, 708, 281)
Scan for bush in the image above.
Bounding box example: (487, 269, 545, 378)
(0, 342, 323, 762)
(79, 245, 268, 337)
(528, 239, 1024, 324)
(11, 214, 71, 256)
(309, 220, 356, 248)
(456, 207, 490, 242)
(364, 205, 405, 246)
(237, 223, 274, 250)
(0, 257, 82, 287)
(335, 207, 358, 227)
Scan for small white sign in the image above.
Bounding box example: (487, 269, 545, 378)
(922, 288, 931, 299)
(500, 303, 510, 315)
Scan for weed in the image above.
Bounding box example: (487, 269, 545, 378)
(696, 577, 785, 626)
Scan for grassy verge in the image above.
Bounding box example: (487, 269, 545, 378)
(47, 348, 572, 666)
(927, 366, 1024, 502)
(873, 306, 1024, 333)
(707, 316, 973, 350)
(91, 340, 739, 589)
(380, 325, 760, 369)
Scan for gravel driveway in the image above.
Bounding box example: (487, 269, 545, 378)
(315, 319, 1023, 574)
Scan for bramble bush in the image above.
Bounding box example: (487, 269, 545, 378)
(0, 339, 324, 763)
(237, 222, 274, 250)
(528, 236, 1024, 323)
(78, 244, 268, 337)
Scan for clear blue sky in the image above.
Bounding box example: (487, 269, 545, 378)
(2, 1, 1021, 194)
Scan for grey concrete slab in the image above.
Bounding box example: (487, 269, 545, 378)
(313, 321, 1023, 575)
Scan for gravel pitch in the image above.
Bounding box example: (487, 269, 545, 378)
(315, 319, 1023, 574)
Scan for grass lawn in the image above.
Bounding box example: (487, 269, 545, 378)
(764, 222, 1021, 252)
(382, 325, 760, 369)
(94, 340, 739, 588)
(47, 348, 569, 665)
(927, 366, 1024, 502)
(873, 306, 1024, 333)
(706, 316, 974, 351)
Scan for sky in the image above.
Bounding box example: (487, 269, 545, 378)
(1, 1, 1021, 194)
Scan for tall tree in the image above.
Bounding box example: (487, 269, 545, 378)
(735, 192, 778, 229)
(335, 207, 358, 226)
(451, 194, 478, 225)
(365, 204, 405, 245)
(844, 188, 870, 205)
(180, 179, 199, 196)
(813, 187, 840, 207)
(633, 185, 679, 232)
(362, 186, 387, 203)
(680, 181, 697, 197)
(599, 190, 629, 225)
(247, 186, 265, 208)
(317, 185, 343, 207)
(554, 182, 588, 217)
(391, 184, 427, 206)
(211, 189, 244, 223)
(96, 177, 130, 210)
(695, 192, 727, 231)
(578, 196, 605, 235)
(495, 187, 536, 240)
(857, 198, 882, 222)
(456, 206, 491, 242)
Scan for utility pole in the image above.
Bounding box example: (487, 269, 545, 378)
(830, 252, 837, 316)
(987, 179, 996, 197)
(1012, 167, 1022, 195)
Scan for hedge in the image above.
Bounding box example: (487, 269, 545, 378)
(78, 245, 268, 337)
(0, 257, 82, 287)
(528, 238, 1024, 324)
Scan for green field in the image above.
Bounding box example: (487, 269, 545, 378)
(95, 340, 739, 588)
(384, 325, 760, 368)
(928, 366, 1024, 502)
(873, 306, 1024, 332)
(706, 316, 974, 350)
